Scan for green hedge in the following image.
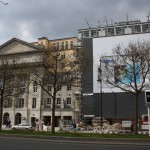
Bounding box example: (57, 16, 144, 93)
(0, 130, 149, 139)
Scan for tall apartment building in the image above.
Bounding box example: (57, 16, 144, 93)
(1, 37, 81, 128)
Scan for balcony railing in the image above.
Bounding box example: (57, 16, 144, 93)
(41, 104, 73, 109)
(55, 104, 61, 108)
(41, 104, 51, 109)
(64, 104, 71, 108)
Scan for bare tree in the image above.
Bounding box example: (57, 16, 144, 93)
(0, 56, 33, 130)
(0, 1, 8, 5)
(0, 57, 18, 130)
(101, 41, 150, 134)
(33, 46, 88, 133)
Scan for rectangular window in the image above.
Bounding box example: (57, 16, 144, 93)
(16, 98, 24, 108)
(43, 98, 51, 108)
(108, 28, 114, 36)
(67, 98, 71, 104)
(20, 77, 26, 94)
(115, 27, 122, 35)
(84, 31, 89, 37)
(56, 98, 61, 108)
(67, 85, 71, 91)
(57, 86, 61, 91)
(33, 81, 37, 92)
(57, 42, 59, 50)
(46, 98, 51, 108)
(47, 98, 51, 104)
(70, 41, 73, 49)
(66, 74, 72, 80)
(45, 75, 51, 83)
(142, 24, 149, 33)
(57, 98, 61, 104)
(65, 41, 68, 49)
(8, 84, 13, 95)
(3, 98, 12, 108)
(47, 85, 51, 91)
(32, 98, 36, 108)
(134, 25, 141, 33)
(20, 83, 25, 94)
(91, 30, 97, 37)
(61, 42, 64, 50)
(52, 43, 56, 50)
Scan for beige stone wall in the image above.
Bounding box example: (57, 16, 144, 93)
(2, 37, 81, 126)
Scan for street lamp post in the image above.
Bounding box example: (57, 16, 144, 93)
(97, 58, 103, 128)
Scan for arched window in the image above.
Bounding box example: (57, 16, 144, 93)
(15, 113, 21, 125)
(3, 113, 9, 125)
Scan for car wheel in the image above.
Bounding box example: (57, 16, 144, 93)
(12, 128, 16, 131)
(25, 128, 29, 131)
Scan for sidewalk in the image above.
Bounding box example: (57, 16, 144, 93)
(1, 125, 150, 145)
(2, 125, 149, 135)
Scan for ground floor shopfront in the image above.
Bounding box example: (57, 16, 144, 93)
(3, 109, 80, 128)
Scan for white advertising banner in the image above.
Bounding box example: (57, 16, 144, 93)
(93, 33, 150, 93)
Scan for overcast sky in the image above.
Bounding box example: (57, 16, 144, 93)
(0, 0, 150, 44)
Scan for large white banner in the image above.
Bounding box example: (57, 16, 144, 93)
(93, 33, 150, 93)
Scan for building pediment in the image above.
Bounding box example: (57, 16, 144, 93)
(0, 38, 44, 55)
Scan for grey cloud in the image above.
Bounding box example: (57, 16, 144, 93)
(0, 0, 150, 44)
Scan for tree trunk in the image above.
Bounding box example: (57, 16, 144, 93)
(0, 95, 3, 131)
(134, 94, 139, 135)
(0, 102, 2, 131)
(51, 97, 56, 134)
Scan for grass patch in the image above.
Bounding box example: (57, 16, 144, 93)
(0, 130, 149, 139)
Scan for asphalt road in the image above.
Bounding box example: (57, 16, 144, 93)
(0, 138, 150, 150)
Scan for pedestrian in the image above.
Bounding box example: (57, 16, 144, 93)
(8, 120, 11, 128)
(72, 122, 76, 130)
(5, 119, 8, 128)
(138, 118, 141, 131)
(131, 120, 134, 134)
(36, 122, 39, 131)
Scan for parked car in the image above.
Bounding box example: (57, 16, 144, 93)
(12, 123, 34, 131)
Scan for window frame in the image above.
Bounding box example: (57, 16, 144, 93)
(32, 98, 36, 108)
(67, 98, 71, 105)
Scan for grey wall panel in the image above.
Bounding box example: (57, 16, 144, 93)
(82, 92, 147, 119)
(82, 38, 93, 93)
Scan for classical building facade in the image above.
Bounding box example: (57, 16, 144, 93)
(1, 37, 81, 128)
